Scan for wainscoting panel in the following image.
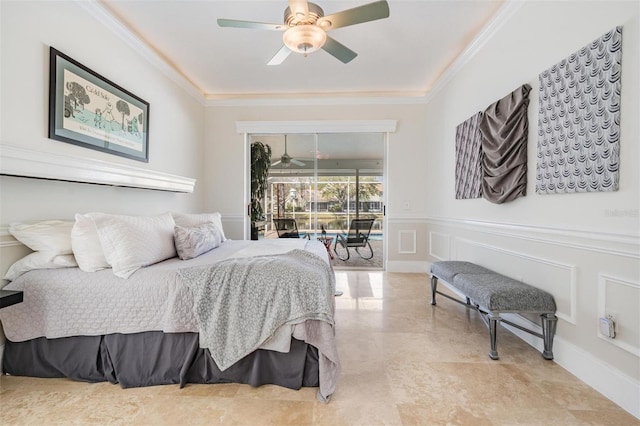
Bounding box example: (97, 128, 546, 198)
(455, 238, 577, 324)
(428, 231, 450, 261)
(426, 216, 639, 418)
(598, 274, 640, 356)
(398, 230, 417, 254)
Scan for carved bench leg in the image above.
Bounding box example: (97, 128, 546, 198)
(541, 313, 558, 360)
(489, 313, 501, 360)
(430, 275, 438, 305)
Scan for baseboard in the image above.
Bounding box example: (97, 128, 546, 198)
(433, 278, 640, 420)
(386, 260, 429, 273)
(501, 314, 640, 420)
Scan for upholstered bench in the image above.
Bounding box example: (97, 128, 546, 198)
(430, 260, 557, 360)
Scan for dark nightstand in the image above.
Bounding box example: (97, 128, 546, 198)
(0, 290, 23, 309)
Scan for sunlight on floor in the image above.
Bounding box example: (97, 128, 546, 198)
(334, 271, 384, 311)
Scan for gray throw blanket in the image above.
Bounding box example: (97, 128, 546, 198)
(178, 249, 336, 371)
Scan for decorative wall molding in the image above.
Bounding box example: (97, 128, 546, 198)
(455, 238, 577, 324)
(429, 231, 450, 261)
(220, 215, 245, 223)
(0, 144, 196, 193)
(77, 0, 521, 108)
(0, 227, 20, 248)
(398, 230, 417, 254)
(427, 216, 639, 258)
(207, 94, 428, 107)
(598, 274, 640, 356)
(235, 120, 398, 134)
(77, 0, 205, 105)
(423, 0, 524, 104)
(386, 214, 428, 223)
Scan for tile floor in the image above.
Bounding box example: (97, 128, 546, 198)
(1, 272, 638, 425)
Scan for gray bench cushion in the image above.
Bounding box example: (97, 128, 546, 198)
(430, 261, 493, 283)
(453, 273, 556, 313)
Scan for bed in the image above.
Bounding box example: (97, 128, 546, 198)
(0, 231, 340, 402)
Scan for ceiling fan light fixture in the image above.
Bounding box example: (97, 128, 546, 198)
(283, 25, 327, 56)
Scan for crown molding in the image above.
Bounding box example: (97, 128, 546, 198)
(205, 93, 429, 107)
(0, 144, 196, 193)
(423, 0, 524, 104)
(235, 120, 397, 134)
(79, 0, 521, 107)
(77, 0, 206, 105)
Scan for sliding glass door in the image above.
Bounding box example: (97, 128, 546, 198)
(250, 132, 384, 269)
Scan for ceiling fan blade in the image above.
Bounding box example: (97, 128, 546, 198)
(318, 0, 390, 30)
(288, 0, 309, 20)
(322, 36, 358, 64)
(217, 18, 284, 31)
(290, 159, 306, 166)
(271, 160, 282, 166)
(268, 45, 293, 66)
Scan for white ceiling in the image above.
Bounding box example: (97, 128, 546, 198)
(100, 0, 504, 100)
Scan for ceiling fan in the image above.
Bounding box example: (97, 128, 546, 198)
(272, 136, 306, 168)
(217, 0, 390, 65)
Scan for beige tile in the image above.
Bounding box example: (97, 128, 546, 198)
(1, 271, 636, 426)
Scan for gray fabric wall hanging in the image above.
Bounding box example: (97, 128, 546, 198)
(479, 84, 532, 204)
(455, 111, 483, 199)
(536, 26, 622, 194)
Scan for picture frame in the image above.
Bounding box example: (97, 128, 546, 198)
(48, 47, 149, 162)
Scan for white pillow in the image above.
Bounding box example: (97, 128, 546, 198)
(8, 220, 74, 255)
(92, 212, 177, 279)
(4, 252, 77, 281)
(174, 222, 222, 260)
(172, 212, 227, 241)
(71, 213, 110, 272)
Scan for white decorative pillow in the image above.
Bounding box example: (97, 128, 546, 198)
(4, 252, 77, 281)
(91, 212, 177, 279)
(172, 212, 227, 241)
(174, 222, 222, 260)
(71, 213, 110, 272)
(8, 220, 74, 255)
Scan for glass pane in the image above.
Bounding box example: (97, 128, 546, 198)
(254, 132, 385, 269)
(261, 134, 315, 238)
(317, 133, 384, 268)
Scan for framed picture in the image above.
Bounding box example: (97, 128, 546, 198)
(48, 47, 149, 162)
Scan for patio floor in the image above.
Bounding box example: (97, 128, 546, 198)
(263, 231, 383, 270)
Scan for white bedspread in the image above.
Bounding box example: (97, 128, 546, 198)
(0, 239, 329, 342)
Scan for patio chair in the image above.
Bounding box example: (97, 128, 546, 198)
(333, 218, 375, 261)
(273, 218, 309, 239)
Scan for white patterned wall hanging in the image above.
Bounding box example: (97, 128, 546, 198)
(455, 111, 483, 199)
(536, 26, 622, 194)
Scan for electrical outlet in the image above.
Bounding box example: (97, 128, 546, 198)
(599, 316, 616, 338)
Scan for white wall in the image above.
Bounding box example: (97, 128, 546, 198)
(0, 0, 206, 358)
(423, 1, 639, 417)
(204, 102, 432, 269)
(0, 0, 205, 268)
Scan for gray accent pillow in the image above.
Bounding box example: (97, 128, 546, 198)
(174, 222, 222, 260)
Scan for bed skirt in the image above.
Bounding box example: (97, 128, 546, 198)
(3, 331, 320, 390)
